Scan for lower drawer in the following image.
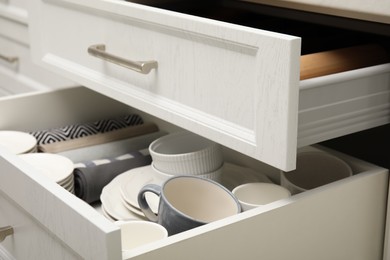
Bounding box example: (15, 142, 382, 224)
(0, 87, 388, 260)
(0, 191, 82, 259)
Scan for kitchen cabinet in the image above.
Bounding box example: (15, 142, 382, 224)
(0, 0, 389, 259)
(0, 0, 74, 96)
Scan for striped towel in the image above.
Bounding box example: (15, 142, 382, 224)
(30, 114, 143, 145)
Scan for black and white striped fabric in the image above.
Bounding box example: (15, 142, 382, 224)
(30, 114, 143, 145)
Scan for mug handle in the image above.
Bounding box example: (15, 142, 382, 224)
(137, 184, 161, 222)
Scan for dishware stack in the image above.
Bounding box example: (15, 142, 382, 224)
(99, 166, 159, 222)
(18, 153, 75, 194)
(148, 131, 224, 182)
(0, 130, 37, 154)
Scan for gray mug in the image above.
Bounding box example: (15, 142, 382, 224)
(137, 175, 241, 235)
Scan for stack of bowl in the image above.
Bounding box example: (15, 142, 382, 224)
(149, 131, 224, 182)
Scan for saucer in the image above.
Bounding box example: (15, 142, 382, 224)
(100, 172, 146, 221)
(119, 166, 163, 214)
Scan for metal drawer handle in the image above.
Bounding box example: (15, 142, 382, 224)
(87, 44, 157, 74)
(0, 226, 13, 242)
(0, 54, 19, 64)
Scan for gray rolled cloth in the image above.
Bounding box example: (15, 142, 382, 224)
(74, 149, 151, 203)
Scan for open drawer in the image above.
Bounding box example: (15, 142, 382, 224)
(0, 87, 388, 260)
(27, 0, 390, 171)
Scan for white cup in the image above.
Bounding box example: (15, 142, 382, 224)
(115, 220, 168, 251)
(232, 182, 291, 211)
(280, 151, 353, 194)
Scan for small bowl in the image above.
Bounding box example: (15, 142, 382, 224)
(232, 182, 291, 211)
(115, 220, 168, 251)
(280, 151, 353, 195)
(149, 131, 223, 175)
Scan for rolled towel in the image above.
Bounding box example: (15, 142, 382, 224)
(37, 122, 159, 153)
(57, 131, 166, 163)
(30, 114, 144, 145)
(74, 149, 152, 204)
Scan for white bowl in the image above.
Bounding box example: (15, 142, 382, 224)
(115, 220, 168, 251)
(152, 162, 223, 182)
(280, 151, 353, 195)
(149, 131, 223, 175)
(232, 182, 291, 211)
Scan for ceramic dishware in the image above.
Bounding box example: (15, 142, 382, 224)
(149, 131, 223, 175)
(151, 162, 223, 182)
(0, 131, 37, 155)
(280, 151, 353, 194)
(232, 182, 291, 211)
(115, 220, 168, 251)
(138, 175, 241, 235)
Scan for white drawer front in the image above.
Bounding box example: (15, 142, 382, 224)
(0, 87, 388, 260)
(0, 33, 74, 94)
(28, 0, 301, 171)
(0, 191, 82, 260)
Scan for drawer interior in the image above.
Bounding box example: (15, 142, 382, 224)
(130, 0, 390, 78)
(0, 87, 388, 259)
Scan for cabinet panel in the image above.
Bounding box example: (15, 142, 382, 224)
(28, 0, 301, 171)
(0, 191, 82, 260)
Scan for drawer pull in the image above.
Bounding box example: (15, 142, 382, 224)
(87, 44, 158, 74)
(0, 226, 13, 242)
(0, 54, 19, 64)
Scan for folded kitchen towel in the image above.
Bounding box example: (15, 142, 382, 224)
(74, 149, 152, 204)
(57, 131, 166, 163)
(37, 122, 159, 153)
(30, 114, 144, 145)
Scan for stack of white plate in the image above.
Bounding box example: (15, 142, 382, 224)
(18, 153, 75, 194)
(100, 166, 158, 222)
(0, 130, 37, 154)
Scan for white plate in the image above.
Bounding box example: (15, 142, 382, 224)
(100, 172, 147, 221)
(62, 179, 74, 190)
(58, 174, 74, 186)
(0, 131, 37, 155)
(120, 166, 163, 214)
(18, 153, 74, 184)
(121, 191, 154, 218)
(101, 204, 116, 222)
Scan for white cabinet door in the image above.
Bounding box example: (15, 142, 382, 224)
(28, 0, 301, 171)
